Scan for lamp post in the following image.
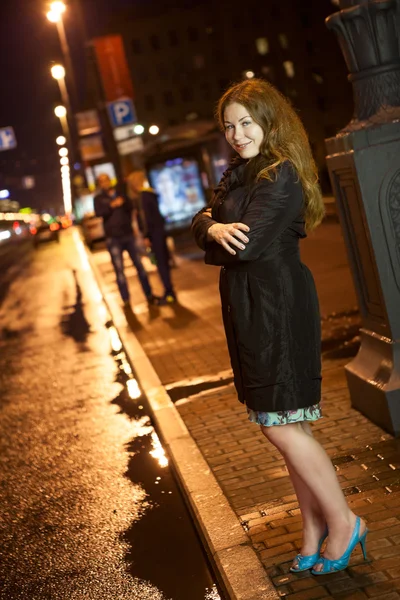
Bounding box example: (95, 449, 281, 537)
(325, 0, 400, 435)
(47, 2, 77, 109)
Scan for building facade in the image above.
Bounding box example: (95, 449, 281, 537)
(102, 0, 352, 191)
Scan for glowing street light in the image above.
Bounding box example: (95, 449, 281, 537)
(60, 156, 69, 166)
(51, 1, 66, 13)
(54, 105, 67, 118)
(149, 125, 159, 135)
(51, 64, 66, 80)
(47, 10, 60, 22)
(59, 147, 68, 157)
(134, 124, 145, 135)
(46, 1, 66, 22)
(56, 135, 66, 145)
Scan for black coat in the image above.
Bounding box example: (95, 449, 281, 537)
(94, 188, 134, 239)
(192, 161, 321, 412)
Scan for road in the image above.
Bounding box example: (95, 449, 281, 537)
(0, 229, 221, 600)
(0, 232, 33, 307)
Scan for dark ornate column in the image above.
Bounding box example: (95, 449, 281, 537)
(325, 0, 400, 435)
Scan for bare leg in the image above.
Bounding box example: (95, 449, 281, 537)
(261, 422, 365, 571)
(285, 422, 326, 565)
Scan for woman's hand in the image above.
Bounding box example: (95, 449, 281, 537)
(207, 222, 250, 255)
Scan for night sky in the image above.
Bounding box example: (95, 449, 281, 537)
(0, 0, 138, 213)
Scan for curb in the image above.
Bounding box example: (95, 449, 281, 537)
(85, 246, 279, 600)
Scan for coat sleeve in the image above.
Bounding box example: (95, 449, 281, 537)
(94, 195, 112, 219)
(191, 207, 218, 251)
(204, 163, 303, 265)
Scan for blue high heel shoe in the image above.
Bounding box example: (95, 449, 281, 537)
(290, 528, 328, 573)
(311, 516, 368, 575)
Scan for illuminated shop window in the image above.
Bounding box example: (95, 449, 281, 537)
(279, 33, 289, 49)
(283, 60, 295, 78)
(256, 37, 269, 56)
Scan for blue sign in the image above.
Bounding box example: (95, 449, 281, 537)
(0, 127, 17, 151)
(108, 99, 136, 127)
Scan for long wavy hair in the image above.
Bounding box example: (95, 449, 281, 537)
(216, 78, 325, 231)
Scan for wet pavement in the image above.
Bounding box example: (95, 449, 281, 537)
(0, 236, 33, 306)
(0, 229, 222, 600)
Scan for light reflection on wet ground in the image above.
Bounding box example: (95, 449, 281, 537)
(110, 340, 222, 600)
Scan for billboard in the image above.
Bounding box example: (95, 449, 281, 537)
(92, 35, 135, 102)
(148, 158, 206, 225)
(79, 135, 105, 161)
(75, 110, 101, 137)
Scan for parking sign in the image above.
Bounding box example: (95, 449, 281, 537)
(0, 127, 17, 151)
(108, 98, 136, 127)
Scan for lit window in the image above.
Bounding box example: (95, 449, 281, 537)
(283, 61, 295, 78)
(279, 34, 289, 49)
(256, 37, 269, 56)
(312, 72, 324, 84)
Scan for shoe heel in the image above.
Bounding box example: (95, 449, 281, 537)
(359, 531, 368, 561)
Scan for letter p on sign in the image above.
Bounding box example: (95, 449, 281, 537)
(108, 99, 136, 127)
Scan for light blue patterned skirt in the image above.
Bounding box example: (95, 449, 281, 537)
(247, 403, 322, 427)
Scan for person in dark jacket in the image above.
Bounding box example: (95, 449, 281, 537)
(126, 170, 176, 304)
(192, 79, 367, 576)
(94, 173, 159, 307)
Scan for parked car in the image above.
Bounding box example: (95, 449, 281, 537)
(81, 214, 105, 250)
(32, 219, 60, 247)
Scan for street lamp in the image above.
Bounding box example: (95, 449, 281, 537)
(56, 135, 67, 145)
(134, 124, 145, 135)
(46, 2, 77, 109)
(59, 147, 68, 157)
(60, 157, 69, 166)
(149, 125, 160, 135)
(51, 64, 65, 80)
(54, 105, 67, 118)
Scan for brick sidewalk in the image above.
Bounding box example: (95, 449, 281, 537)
(93, 222, 400, 600)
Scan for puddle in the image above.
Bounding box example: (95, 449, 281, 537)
(110, 342, 224, 600)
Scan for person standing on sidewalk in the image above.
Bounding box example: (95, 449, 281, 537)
(94, 173, 159, 308)
(126, 170, 177, 304)
(192, 78, 368, 576)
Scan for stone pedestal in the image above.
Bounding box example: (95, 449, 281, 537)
(325, 0, 400, 434)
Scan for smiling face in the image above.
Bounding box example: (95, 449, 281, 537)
(224, 102, 264, 159)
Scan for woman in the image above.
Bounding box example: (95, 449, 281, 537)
(192, 79, 367, 575)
